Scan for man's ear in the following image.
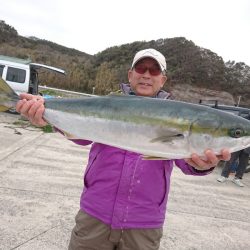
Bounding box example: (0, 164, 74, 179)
(128, 69, 132, 83)
(161, 75, 167, 88)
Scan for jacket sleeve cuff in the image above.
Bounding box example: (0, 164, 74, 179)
(191, 166, 215, 174)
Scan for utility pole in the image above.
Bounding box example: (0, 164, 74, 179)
(237, 96, 241, 106)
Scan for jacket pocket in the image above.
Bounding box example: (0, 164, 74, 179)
(83, 144, 101, 188)
(159, 162, 171, 210)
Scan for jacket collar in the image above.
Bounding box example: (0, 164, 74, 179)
(119, 83, 171, 99)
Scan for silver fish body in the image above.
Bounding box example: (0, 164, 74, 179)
(1, 76, 250, 159)
(43, 95, 250, 159)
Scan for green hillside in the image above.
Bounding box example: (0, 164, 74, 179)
(0, 20, 249, 106)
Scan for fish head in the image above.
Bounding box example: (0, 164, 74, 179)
(187, 112, 250, 156)
(226, 121, 250, 150)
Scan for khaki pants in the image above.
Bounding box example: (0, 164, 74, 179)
(68, 210, 163, 250)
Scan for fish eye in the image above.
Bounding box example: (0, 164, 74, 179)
(229, 128, 244, 138)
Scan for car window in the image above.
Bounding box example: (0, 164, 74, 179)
(6, 67, 26, 83)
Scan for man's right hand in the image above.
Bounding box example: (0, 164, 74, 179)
(16, 93, 48, 127)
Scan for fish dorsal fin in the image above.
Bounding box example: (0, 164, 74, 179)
(150, 134, 184, 143)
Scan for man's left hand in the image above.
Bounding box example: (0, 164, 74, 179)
(185, 149, 231, 171)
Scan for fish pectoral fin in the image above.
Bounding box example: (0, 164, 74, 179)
(142, 155, 169, 160)
(150, 134, 184, 143)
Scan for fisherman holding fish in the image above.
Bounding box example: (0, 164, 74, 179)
(4, 48, 242, 249)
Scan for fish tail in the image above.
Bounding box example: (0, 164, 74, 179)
(0, 77, 19, 112)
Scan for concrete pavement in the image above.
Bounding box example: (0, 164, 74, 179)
(0, 112, 249, 250)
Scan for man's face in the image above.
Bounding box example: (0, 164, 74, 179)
(128, 58, 167, 97)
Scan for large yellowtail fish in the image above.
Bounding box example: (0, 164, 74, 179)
(1, 77, 250, 159)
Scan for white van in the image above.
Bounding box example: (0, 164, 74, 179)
(0, 55, 65, 95)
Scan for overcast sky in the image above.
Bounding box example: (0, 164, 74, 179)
(1, 0, 250, 65)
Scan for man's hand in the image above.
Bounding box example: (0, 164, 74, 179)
(185, 149, 231, 171)
(16, 93, 47, 127)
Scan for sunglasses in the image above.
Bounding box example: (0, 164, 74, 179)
(134, 64, 162, 76)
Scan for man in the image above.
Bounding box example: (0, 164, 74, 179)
(217, 147, 250, 187)
(16, 48, 230, 250)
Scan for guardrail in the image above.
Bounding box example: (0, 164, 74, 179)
(38, 85, 97, 97)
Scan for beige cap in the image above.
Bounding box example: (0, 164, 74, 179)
(131, 48, 167, 71)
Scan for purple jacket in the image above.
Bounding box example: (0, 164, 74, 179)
(69, 84, 212, 229)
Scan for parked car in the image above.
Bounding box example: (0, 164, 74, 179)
(199, 99, 250, 173)
(198, 99, 250, 119)
(0, 55, 65, 95)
